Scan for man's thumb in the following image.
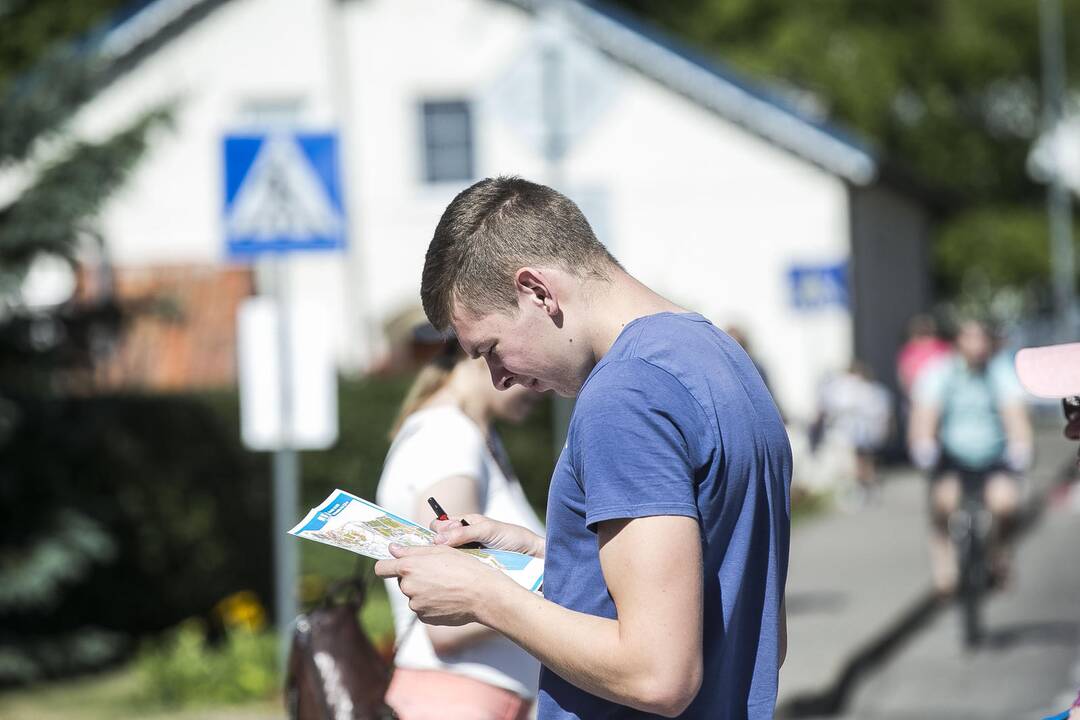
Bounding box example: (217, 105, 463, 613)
(433, 527, 477, 547)
(388, 542, 412, 558)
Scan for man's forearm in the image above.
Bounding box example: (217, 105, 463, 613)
(478, 581, 698, 716)
(425, 621, 498, 655)
(1001, 402, 1033, 445)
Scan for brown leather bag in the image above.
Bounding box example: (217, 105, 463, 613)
(285, 576, 398, 720)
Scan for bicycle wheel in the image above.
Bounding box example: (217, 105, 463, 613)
(958, 518, 985, 648)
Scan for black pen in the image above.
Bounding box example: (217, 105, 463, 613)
(427, 497, 483, 549)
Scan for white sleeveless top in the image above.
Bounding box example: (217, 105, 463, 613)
(375, 405, 545, 698)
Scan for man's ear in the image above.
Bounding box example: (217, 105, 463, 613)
(515, 267, 559, 318)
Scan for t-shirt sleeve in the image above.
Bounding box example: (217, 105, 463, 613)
(990, 355, 1025, 404)
(392, 411, 487, 498)
(912, 360, 949, 407)
(573, 359, 706, 530)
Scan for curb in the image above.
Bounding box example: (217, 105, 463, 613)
(777, 480, 1052, 718)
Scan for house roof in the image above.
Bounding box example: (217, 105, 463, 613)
(504, 0, 878, 184)
(78, 264, 253, 392)
(94, 0, 878, 184)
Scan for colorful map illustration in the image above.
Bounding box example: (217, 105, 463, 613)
(289, 490, 544, 591)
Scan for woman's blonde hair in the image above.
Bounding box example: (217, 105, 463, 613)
(388, 338, 466, 440)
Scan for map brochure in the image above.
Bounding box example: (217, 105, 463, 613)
(288, 489, 544, 592)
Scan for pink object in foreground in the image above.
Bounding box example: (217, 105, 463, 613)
(1015, 343, 1080, 398)
(386, 667, 531, 720)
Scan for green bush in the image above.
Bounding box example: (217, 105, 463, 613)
(132, 620, 278, 709)
(0, 372, 558, 684)
(300, 376, 557, 514)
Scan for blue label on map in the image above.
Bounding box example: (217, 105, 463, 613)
(299, 492, 355, 533)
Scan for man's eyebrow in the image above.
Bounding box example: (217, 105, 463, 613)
(468, 340, 493, 359)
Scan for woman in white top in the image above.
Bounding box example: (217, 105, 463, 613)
(377, 334, 545, 720)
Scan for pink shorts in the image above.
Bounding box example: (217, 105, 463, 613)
(385, 668, 532, 720)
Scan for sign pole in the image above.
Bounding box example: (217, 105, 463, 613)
(272, 256, 299, 668)
(1039, 0, 1077, 340)
(225, 129, 344, 669)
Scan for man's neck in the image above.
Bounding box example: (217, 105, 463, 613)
(583, 270, 688, 362)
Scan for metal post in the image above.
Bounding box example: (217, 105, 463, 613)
(272, 256, 299, 668)
(1039, 0, 1077, 339)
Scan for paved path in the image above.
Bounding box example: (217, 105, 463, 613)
(778, 468, 935, 715)
(840, 491, 1080, 720)
(778, 424, 1080, 719)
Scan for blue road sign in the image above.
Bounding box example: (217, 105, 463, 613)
(788, 262, 849, 310)
(224, 133, 346, 258)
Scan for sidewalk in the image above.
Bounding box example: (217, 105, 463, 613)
(777, 425, 1070, 717)
(778, 468, 934, 714)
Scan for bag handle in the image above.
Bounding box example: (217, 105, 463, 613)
(322, 559, 420, 659)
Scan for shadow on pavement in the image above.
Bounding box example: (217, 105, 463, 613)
(982, 620, 1080, 651)
(777, 592, 943, 718)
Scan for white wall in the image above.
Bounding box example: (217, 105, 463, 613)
(70, 0, 355, 363)
(344, 0, 852, 418)
(340, 0, 544, 364)
(45, 0, 854, 418)
(565, 52, 853, 420)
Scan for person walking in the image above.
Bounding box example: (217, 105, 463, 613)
(376, 176, 792, 719)
(816, 360, 893, 505)
(376, 330, 545, 720)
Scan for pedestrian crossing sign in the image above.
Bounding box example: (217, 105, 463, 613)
(223, 132, 346, 257)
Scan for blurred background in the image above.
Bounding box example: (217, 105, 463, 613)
(1, 0, 1079, 718)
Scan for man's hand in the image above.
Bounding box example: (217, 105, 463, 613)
(374, 543, 513, 626)
(1004, 441, 1033, 473)
(910, 439, 940, 471)
(432, 515, 546, 558)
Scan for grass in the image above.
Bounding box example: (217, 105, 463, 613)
(1, 473, 833, 720)
(0, 668, 284, 720)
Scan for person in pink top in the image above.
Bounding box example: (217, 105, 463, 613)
(897, 314, 952, 396)
(1014, 341, 1080, 720)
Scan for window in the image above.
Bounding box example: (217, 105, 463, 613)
(421, 100, 474, 183)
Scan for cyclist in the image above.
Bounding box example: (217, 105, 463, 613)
(907, 319, 1033, 594)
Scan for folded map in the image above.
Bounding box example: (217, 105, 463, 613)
(289, 489, 544, 592)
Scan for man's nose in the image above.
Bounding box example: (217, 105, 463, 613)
(485, 360, 512, 390)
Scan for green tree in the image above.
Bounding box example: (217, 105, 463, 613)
(0, 0, 172, 682)
(612, 0, 1080, 305)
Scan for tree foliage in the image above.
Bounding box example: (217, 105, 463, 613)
(0, 0, 172, 682)
(611, 0, 1080, 302)
(0, 0, 155, 302)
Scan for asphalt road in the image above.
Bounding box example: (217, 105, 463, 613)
(836, 483, 1080, 720)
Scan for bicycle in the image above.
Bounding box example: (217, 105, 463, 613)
(948, 468, 994, 649)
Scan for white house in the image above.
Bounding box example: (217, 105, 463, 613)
(33, 0, 932, 421)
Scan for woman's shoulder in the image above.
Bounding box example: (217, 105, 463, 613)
(399, 403, 479, 436)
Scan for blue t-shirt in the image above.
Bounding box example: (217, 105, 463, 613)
(539, 312, 792, 720)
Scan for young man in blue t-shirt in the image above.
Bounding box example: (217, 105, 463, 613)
(375, 176, 792, 719)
